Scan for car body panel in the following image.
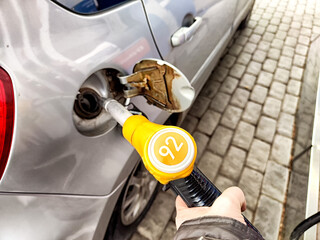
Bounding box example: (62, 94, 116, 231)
(0, 0, 164, 195)
(142, 0, 238, 87)
(0, 180, 125, 240)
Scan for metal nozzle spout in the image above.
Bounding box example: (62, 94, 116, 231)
(102, 98, 132, 126)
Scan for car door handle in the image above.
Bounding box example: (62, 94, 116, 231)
(171, 17, 202, 47)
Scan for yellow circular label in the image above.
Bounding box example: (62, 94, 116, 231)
(152, 131, 189, 166)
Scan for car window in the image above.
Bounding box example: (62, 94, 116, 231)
(52, 0, 130, 14)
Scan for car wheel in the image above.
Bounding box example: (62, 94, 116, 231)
(105, 160, 160, 240)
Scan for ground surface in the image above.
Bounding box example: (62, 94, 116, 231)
(131, 0, 320, 239)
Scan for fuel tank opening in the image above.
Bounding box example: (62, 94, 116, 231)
(72, 69, 125, 137)
(74, 88, 102, 119)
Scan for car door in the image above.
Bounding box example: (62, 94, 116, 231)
(142, 0, 238, 93)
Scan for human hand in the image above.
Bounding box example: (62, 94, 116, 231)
(175, 186, 247, 229)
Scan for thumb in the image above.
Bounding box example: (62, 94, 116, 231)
(175, 195, 188, 211)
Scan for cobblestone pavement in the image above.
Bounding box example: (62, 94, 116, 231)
(131, 0, 320, 239)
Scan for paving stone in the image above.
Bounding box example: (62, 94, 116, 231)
(258, 20, 268, 28)
(243, 43, 257, 54)
(228, 44, 243, 57)
(193, 131, 209, 160)
(208, 126, 233, 156)
(282, 46, 295, 57)
(270, 134, 293, 166)
(293, 54, 306, 67)
(220, 76, 239, 94)
(230, 88, 250, 108)
(262, 97, 282, 119)
(262, 161, 289, 203)
(239, 167, 263, 209)
(159, 221, 176, 240)
(246, 61, 262, 76)
(290, 66, 303, 81)
(189, 96, 210, 118)
(249, 34, 262, 44)
(253, 26, 265, 35)
(269, 81, 286, 100)
(229, 64, 246, 79)
(220, 146, 246, 181)
(252, 50, 267, 63)
(235, 35, 249, 46)
(287, 79, 302, 96)
(278, 55, 293, 70)
(250, 85, 268, 104)
(274, 12, 283, 19)
(298, 35, 310, 45)
(267, 48, 281, 60)
(277, 112, 295, 138)
(270, 17, 281, 26)
(256, 116, 277, 143)
(296, 44, 309, 56)
(282, 16, 292, 24)
(257, 71, 273, 87)
(262, 32, 275, 42)
(200, 80, 221, 99)
(274, 68, 290, 83)
(262, 59, 277, 73)
(198, 151, 222, 181)
(286, 172, 308, 209)
(241, 28, 253, 37)
(266, 24, 278, 33)
(288, 29, 300, 38)
(210, 66, 229, 83)
(247, 139, 271, 173)
(221, 55, 237, 68)
(237, 52, 252, 65)
(137, 191, 175, 240)
(239, 74, 256, 90)
(232, 121, 255, 150)
(181, 115, 199, 134)
(242, 101, 262, 125)
(254, 195, 283, 240)
(257, 41, 271, 51)
(279, 23, 290, 31)
(220, 105, 242, 129)
(271, 39, 284, 49)
(275, 30, 287, 40)
(251, 14, 261, 22)
(215, 175, 236, 191)
(282, 94, 299, 114)
(210, 92, 231, 113)
(197, 110, 221, 135)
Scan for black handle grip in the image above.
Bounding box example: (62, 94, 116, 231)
(169, 167, 262, 237)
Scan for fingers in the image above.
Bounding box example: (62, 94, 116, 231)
(222, 187, 247, 212)
(175, 195, 188, 211)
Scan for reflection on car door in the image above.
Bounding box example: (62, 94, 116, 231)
(142, 0, 237, 92)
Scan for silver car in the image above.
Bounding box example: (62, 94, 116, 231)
(0, 0, 254, 239)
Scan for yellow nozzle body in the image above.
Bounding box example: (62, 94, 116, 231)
(123, 115, 197, 184)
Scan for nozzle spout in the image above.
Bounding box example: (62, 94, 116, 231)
(102, 98, 132, 126)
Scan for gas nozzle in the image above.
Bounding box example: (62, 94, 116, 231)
(102, 98, 262, 236)
(101, 97, 196, 184)
(101, 59, 261, 236)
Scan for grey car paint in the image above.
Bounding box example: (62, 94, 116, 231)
(0, 0, 253, 239)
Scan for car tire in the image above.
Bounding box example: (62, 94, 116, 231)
(104, 160, 160, 240)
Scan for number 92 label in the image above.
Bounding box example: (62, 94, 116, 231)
(147, 128, 195, 174)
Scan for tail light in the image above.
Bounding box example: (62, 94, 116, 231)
(0, 67, 14, 180)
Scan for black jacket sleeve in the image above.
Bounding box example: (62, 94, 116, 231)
(174, 216, 264, 240)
